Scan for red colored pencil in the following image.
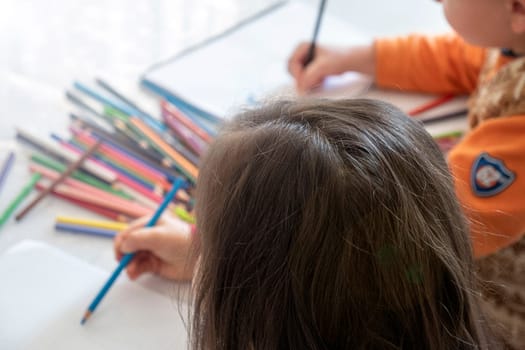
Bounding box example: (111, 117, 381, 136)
(408, 94, 455, 116)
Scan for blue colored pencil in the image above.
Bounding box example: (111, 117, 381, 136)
(0, 151, 15, 197)
(80, 177, 186, 324)
(55, 222, 116, 238)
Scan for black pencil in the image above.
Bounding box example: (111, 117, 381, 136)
(303, 0, 327, 66)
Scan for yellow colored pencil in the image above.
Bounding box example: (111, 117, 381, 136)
(55, 216, 128, 232)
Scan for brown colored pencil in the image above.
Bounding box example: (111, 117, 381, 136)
(15, 140, 102, 221)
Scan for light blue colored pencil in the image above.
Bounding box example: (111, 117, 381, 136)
(80, 177, 185, 324)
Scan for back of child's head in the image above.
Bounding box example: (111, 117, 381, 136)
(191, 99, 496, 349)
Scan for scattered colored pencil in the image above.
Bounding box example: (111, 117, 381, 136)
(0, 173, 42, 228)
(408, 94, 455, 116)
(55, 222, 117, 238)
(0, 151, 15, 197)
(36, 183, 129, 222)
(15, 140, 103, 221)
(130, 117, 198, 182)
(81, 177, 186, 324)
(55, 216, 128, 231)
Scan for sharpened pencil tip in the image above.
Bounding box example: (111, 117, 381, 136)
(81, 311, 92, 325)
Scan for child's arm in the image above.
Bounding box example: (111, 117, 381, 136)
(375, 34, 486, 94)
(288, 34, 487, 95)
(288, 42, 375, 93)
(113, 213, 198, 281)
(448, 117, 525, 258)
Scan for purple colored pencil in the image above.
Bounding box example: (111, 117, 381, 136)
(55, 222, 116, 238)
(0, 151, 15, 196)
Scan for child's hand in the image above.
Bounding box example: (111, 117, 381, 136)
(287, 42, 375, 93)
(114, 213, 197, 281)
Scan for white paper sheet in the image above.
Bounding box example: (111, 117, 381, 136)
(143, 1, 371, 120)
(0, 240, 188, 350)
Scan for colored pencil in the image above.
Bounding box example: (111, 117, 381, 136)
(161, 100, 213, 143)
(29, 163, 142, 209)
(57, 139, 156, 192)
(173, 206, 195, 224)
(303, 0, 327, 66)
(35, 183, 129, 221)
(0, 173, 41, 228)
(95, 78, 165, 132)
(30, 153, 131, 199)
(408, 94, 455, 116)
(15, 140, 102, 221)
(70, 113, 179, 180)
(56, 216, 128, 231)
(421, 108, 468, 125)
(72, 130, 170, 186)
(65, 91, 115, 132)
(0, 151, 15, 197)
(103, 107, 200, 168)
(81, 177, 186, 324)
(16, 128, 116, 183)
(55, 222, 117, 238)
(163, 110, 207, 156)
(130, 117, 198, 182)
(37, 180, 151, 218)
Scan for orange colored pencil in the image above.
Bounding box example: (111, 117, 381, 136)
(129, 117, 198, 181)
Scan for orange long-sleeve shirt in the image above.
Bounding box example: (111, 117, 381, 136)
(374, 34, 525, 258)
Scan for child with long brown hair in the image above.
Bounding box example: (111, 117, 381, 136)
(115, 99, 501, 349)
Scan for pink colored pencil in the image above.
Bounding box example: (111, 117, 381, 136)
(35, 183, 130, 222)
(163, 111, 207, 156)
(29, 163, 155, 210)
(38, 181, 152, 218)
(161, 100, 213, 143)
(71, 129, 171, 188)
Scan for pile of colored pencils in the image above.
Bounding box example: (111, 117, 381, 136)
(11, 78, 212, 225)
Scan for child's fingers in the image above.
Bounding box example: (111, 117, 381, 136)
(287, 42, 310, 78)
(113, 216, 158, 261)
(119, 227, 164, 255)
(297, 63, 327, 93)
(126, 253, 161, 280)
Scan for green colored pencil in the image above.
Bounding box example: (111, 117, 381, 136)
(0, 173, 42, 227)
(30, 153, 132, 200)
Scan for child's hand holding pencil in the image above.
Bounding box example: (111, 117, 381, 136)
(114, 212, 197, 281)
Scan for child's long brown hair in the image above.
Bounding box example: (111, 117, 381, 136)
(191, 99, 499, 349)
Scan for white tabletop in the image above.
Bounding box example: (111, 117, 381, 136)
(0, 0, 455, 294)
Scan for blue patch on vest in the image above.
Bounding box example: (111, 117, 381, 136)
(471, 153, 515, 197)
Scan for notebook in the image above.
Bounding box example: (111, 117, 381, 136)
(141, 1, 371, 121)
(0, 240, 188, 350)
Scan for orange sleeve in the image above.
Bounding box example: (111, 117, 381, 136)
(447, 116, 525, 258)
(375, 34, 487, 94)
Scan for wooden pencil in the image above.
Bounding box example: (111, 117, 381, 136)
(15, 140, 103, 221)
(55, 222, 117, 238)
(130, 117, 199, 181)
(0, 151, 15, 197)
(55, 216, 128, 231)
(408, 94, 455, 116)
(0, 173, 41, 228)
(81, 178, 185, 324)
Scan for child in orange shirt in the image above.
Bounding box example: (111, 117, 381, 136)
(288, 0, 525, 348)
